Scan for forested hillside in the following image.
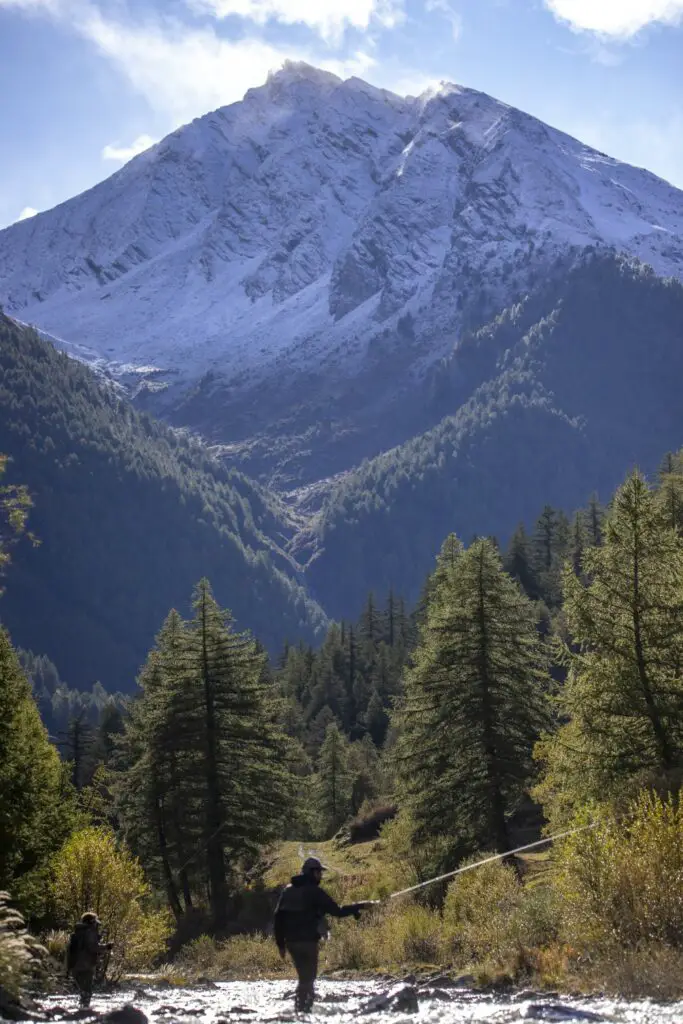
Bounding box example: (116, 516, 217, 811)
(304, 255, 683, 617)
(0, 314, 326, 689)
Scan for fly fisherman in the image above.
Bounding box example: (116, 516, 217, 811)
(66, 912, 113, 1008)
(274, 857, 375, 1013)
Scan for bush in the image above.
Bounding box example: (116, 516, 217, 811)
(175, 933, 287, 979)
(555, 792, 683, 952)
(442, 858, 560, 973)
(378, 811, 450, 897)
(382, 903, 442, 965)
(51, 827, 172, 977)
(0, 893, 47, 1001)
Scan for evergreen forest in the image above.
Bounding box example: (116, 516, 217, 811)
(5, 429, 683, 995)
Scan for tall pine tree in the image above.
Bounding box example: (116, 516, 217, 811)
(120, 582, 294, 928)
(396, 536, 550, 862)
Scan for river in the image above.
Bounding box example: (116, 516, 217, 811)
(38, 980, 683, 1024)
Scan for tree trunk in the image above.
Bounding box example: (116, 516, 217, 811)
(155, 795, 183, 919)
(199, 588, 228, 929)
(632, 521, 674, 771)
(476, 548, 510, 853)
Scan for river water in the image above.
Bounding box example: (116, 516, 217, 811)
(39, 980, 683, 1024)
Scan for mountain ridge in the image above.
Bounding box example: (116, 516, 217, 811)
(0, 314, 326, 689)
(2, 62, 683, 490)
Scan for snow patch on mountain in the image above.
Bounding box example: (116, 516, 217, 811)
(1, 61, 683, 395)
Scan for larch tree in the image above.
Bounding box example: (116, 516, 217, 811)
(314, 723, 353, 838)
(120, 581, 294, 928)
(0, 627, 75, 914)
(537, 472, 683, 818)
(395, 535, 550, 863)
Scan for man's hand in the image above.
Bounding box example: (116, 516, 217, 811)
(353, 900, 380, 919)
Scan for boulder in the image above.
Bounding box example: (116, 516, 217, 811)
(523, 1005, 606, 1022)
(361, 984, 419, 1014)
(99, 1005, 149, 1024)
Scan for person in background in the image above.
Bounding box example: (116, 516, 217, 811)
(66, 912, 112, 1007)
(274, 857, 375, 1013)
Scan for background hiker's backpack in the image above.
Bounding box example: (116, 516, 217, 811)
(66, 929, 84, 970)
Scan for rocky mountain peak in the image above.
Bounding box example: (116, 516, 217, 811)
(1, 65, 682, 475)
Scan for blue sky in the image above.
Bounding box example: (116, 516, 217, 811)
(1, 0, 682, 228)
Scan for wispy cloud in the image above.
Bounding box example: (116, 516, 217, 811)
(102, 133, 157, 162)
(425, 0, 462, 42)
(0, 0, 386, 126)
(0, 0, 62, 10)
(545, 0, 683, 38)
(16, 206, 39, 221)
(188, 0, 403, 44)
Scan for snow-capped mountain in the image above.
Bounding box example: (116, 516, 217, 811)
(2, 61, 683, 478)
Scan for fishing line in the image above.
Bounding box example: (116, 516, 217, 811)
(386, 823, 597, 901)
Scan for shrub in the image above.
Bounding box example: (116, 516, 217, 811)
(382, 903, 442, 965)
(0, 893, 47, 1001)
(555, 792, 683, 952)
(443, 859, 521, 964)
(442, 858, 561, 972)
(51, 827, 172, 977)
(175, 933, 287, 979)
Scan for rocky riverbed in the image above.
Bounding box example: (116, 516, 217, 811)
(27, 980, 683, 1024)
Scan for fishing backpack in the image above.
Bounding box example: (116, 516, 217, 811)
(66, 929, 85, 970)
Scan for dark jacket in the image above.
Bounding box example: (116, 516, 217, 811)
(274, 874, 362, 946)
(67, 923, 107, 973)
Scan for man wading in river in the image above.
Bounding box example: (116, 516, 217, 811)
(274, 857, 373, 1012)
(66, 912, 112, 1007)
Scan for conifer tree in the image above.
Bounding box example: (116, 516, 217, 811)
(539, 473, 683, 813)
(658, 452, 683, 531)
(314, 723, 353, 837)
(396, 536, 550, 861)
(120, 582, 294, 927)
(569, 510, 586, 578)
(0, 626, 75, 910)
(584, 494, 604, 548)
(532, 506, 569, 606)
(504, 523, 538, 599)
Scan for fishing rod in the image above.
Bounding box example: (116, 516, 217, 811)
(385, 823, 597, 901)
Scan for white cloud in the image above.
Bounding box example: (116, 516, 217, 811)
(17, 206, 39, 221)
(0, 0, 394, 128)
(188, 0, 403, 43)
(101, 133, 158, 162)
(0, 0, 62, 10)
(425, 0, 462, 41)
(72, 11, 302, 123)
(545, 0, 683, 38)
(77, 11, 385, 124)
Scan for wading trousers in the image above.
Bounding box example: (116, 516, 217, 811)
(286, 940, 319, 1012)
(72, 968, 95, 1007)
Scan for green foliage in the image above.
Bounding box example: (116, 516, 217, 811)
(442, 859, 559, 968)
(0, 314, 325, 690)
(51, 827, 172, 976)
(537, 472, 683, 820)
(395, 536, 551, 863)
(555, 792, 683, 952)
(0, 894, 44, 1001)
(0, 626, 78, 917)
(308, 256, 683, 617)
(119, 581, 295, 925)
(277, 591, 411, 758)
(0, 454, 32, 585)
(313, 724, 353, 837)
